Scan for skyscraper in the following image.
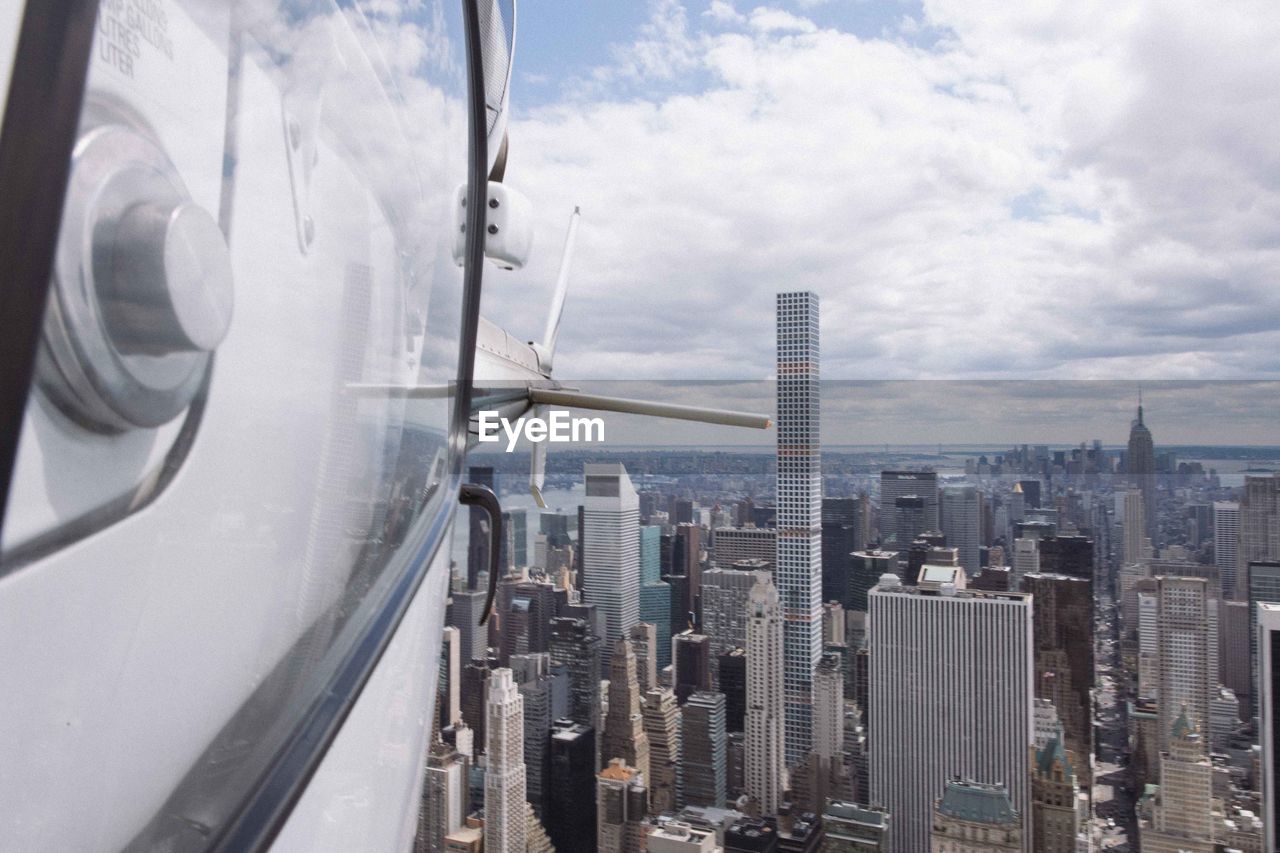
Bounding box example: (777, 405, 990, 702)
(822, 498, 860, 604)
(1142, 707, 1215, 850)
(673, 630, 712, 705)
(550, 616, 603, 739)
(1258, 602, 1280, 852)
(848, 549, 895, 611)
(448, 587, 489, 665)
(1248, 561, 1280, 716)
(776, 290, 821, 764)
(1126, 398, 1157, 544)
(745, 573, 785, 816)
(484, 668, 526, 853)
(583, 463, 641, 648)
(1214, 501, 1241, 598)
(642, 687, 683, 815)
(437, 626, 462, 732)
(640, 525, 673, 669)
(868, 575, 1033, 852)
(700, 567, 760, 682)
(1156, 576, 1218, 750)
(1121, 488, 1148, 566)
(596, 759, 649, 853)
(879, 471, 939, 547)
(1239, 474, 1280, 599)
(1021, 572, 1094, 782)
(510, 653, 560, 818)
(674, 523, 705, 606)
(629, 622, 659, 695)
(419, 737, 468, 853)
(1030, 726, 1087, 853)
(682, 691, 728, 808)
(500, 508, 528, 575)
(603, 637, 651, 788)
(940, 484, 981, 577)
(718, 648, 747, 733)
(713, 526, 777, 572)
(547, 720, 597, 853)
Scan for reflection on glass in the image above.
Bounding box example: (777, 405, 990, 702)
(0, 0, 478, 848)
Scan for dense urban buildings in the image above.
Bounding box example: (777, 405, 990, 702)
(423, 324, 1273, 852)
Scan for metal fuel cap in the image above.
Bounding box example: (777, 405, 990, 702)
(40, 120, 234, 432)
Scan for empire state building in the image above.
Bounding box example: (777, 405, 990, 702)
(1127, 398, 1157, 543)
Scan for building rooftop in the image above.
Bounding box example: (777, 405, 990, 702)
(936, 779, 1019, 826)
(1035, 726, 1075, 781)
(600, 758, 639, 782)
(824, 802, 887, 827)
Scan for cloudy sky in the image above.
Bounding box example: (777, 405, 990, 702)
(476, 0, 1280, 381)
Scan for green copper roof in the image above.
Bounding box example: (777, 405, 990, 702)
(1035, 725, 1075, 780)
(1171, 704, 1198, 741)
(937, 779, 1018, 825)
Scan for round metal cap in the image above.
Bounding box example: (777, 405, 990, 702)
(103, 201, 234, 354)
(40, 118, 234, 432)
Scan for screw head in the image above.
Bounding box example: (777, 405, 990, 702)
(487, 224, 498, 235)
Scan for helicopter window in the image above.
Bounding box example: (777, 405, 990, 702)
(0, 0, 484, 849)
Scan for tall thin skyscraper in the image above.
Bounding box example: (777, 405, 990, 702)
(683, 691, 728, 808)
(639, 525, 673, 669)
(869, 574, 1033, 853)
(1258, 602, 1280, 852)
(1214, 501, 1241, 599)
(484, 668, 527, 853)
(1248, 561, 1280, 716)
(941, 484, 981, 577)
(582, 463, 641, 648)
(1239, 474, 1280, 599)
(419, 738, 467, 853)
(629, 622, 659, 695)
(438, 626, 462, 731)
(822, 498, 859, 604)
(603, 637, 651, 787)
(745, 573, 785, 815)
(642, 687, 682, 815)
(1126, 398, 1157, 544)
(775, 290, 821, 764)
(1121, 488, 1147, 567)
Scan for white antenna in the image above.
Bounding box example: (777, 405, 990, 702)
(534, 206, 579, 373)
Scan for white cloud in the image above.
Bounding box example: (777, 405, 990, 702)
(488, 0, 1280, 381)
(747, 8, 818, 33)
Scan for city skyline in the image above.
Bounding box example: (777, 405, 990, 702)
(465, 379, 1280, 448)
